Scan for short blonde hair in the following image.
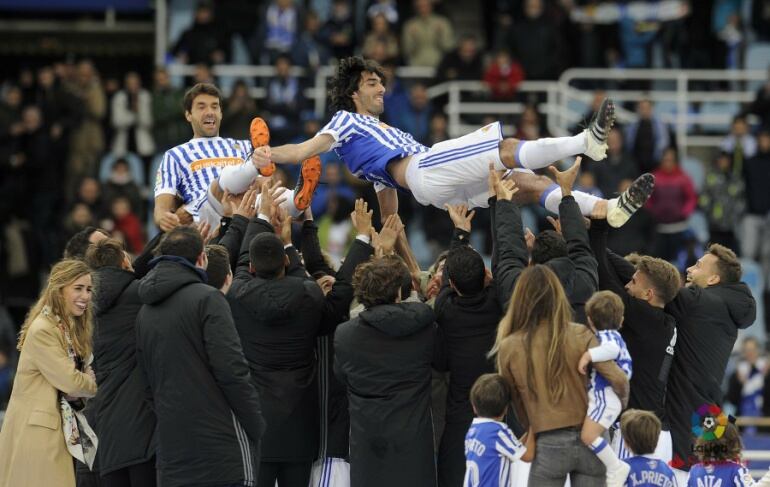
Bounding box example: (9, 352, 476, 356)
(620, 409, 661, 455)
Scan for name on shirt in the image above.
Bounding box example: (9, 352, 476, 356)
(465, 437, 486, 456)
(190, 157, 244, 172)
(627, 470, 675, 487)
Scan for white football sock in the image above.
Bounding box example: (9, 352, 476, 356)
(218, 161, 258, 194)
(516, 133, 586, 170)
(540, 185, 602, 216)
(591, 437, 622, 470)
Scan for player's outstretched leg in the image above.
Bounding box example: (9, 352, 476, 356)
(500, 98, 615, 169)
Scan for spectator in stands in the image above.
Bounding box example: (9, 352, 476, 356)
(152, 67, 188, 151)
(625, 99, 670, 174)
(75, 177, 106, 221)
(290, 10, 330, 70)
(259, 0, 301, 63)
(721, 115, 757, 173)
(712, 0, 744, 70)
(377, 60, 410, 127)
(435, 34, 484, 84)
(172, 2, 226, 65)
(514, 105, 547, 140)
(265, 55, 306, 145)
(646, 148, 697, 261)
(727, 336, 767, 419)
(109, 197, 144, 255)
(742, 130, 770, 269)
(699, 152, 745, 252)
(589, 212, 680, 462)
(367, 0, 398, 26)
(84, 239, 157, 487)
(749, 67, 770, 130)
(590, 128, 639, 198)
(335, 252, 437, 487)
(428, 111, 449, 145)
(483, 49, 525, 101)
(67, 59, 106, 198)
(136, 226, 265, 487)
(753, 0, 770, 40)
(111, 71, 155, 162)
(665, 244, 756, 482)
(192, 63, 215, 85)
(221, 80, 258, 139)
(64, 203, 97, 241)
(575, 171, 603, 198)
(309, 161, 355, 217)
(321, 0, 356, 61)
(401, 0, 455, 68)
(506, 0, 564, 80)
(493, 264, 629, 487)
(228, 190, 372, 487)
(35, 65, 79, 159)
(0, 259, 97, 487)
(392, 82, 432, 145)
(103, 158, 144, 221)
(362, 13, 399, 62)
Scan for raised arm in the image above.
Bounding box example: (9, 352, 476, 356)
(252, 133, 334, 166)
(491, 172, 528, 307)
(377, 187, 421, 277)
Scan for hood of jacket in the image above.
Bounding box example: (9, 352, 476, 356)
(232, 275, 309, 323)
(360, 301, 435, 337)
(138, 257, 208, 305)
(93, 266, 136, 315)
(708, 281, 757, 329)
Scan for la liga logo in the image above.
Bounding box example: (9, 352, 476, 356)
(691, 403, 728, 441)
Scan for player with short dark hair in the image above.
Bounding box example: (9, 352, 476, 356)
(619, 410, 677, 487)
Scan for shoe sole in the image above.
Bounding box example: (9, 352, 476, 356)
(585, 98, 616, 161)
(294, 155, 322, 211)
(250, 117, 275, 177)
(607, 173, 655, 228)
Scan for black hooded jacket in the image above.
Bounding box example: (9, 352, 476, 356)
(334, 302, 437, 487)
(136, 257, 265, 487)
(228, 216, 372, 463)
(665, 279, 756, 470)
(90, 266, 156, 475)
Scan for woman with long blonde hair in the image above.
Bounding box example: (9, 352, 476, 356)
(493, 265, 629, 486)
(0, 259, 98, 487)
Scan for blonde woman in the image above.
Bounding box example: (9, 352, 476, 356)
(492, 265, 629, 487)
(0, 259, 97, 487)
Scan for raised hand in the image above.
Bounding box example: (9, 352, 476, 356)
(547, 156, 581, 197)
(444, 203, 475, 232)
(233, 188, 258, 219)
(546, 216, 562, 235)
(158, 211, 181, 233)
(494, 178, 519, 201)
(194, 221, 215, 245)
(350, 198, 374, 236)
(175, 206, 194, 225)
(251, 146, 272, 170)
(377, 214, 405, 256)
(524, 227, 536, 252)
(488, 163, 505, 199)
(273, 207, 292, 245)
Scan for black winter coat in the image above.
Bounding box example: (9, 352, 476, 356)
(136, 257, 265, 487)
(334, 302, 437, 487)
(90, 266, 156, 475)
(228, 216, 370, 462)
(665, 279, 756, 470)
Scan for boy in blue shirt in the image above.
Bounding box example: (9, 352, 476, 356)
(687, 422, 770, 486)
(464, 374, 533, 487)
(619, 409, 678, 487)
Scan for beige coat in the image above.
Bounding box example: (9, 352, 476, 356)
(0, 314, 97, 487)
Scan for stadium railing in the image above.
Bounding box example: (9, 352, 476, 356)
(166, 64, 767, 156)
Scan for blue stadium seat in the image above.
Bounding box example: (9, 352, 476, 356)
(746, 43, 770, 91)
(98, 152, 146, 186)
(682, 155, 706, 193)
(699, 102, 741, 133)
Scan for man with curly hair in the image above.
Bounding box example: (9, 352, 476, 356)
(252, 56, 655, 228)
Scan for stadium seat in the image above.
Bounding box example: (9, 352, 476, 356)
(687, 211, 709, 244)
(98, 152, 146, 186)
(746, 43, 770, 91)
(682, 155, 706, 193)
(699, 101, 741, 133)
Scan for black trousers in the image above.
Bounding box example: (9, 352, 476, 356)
(100, 459, 157, 487)
(257, 461, 312, 487)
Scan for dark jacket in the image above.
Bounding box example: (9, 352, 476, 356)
(589, 219, 676, 428)
(334, 302, 437, 487)
(665, 278, 756, 470)
(228, 216, 371, 462)
(90, 266, 156, 475)
(136, 257, 265, 487)
(494, 196, 598, 322)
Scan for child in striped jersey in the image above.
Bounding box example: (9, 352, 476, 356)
(464, 374, 533, 487)
(619, 409, 677, 487)
(578, 291, 634, 487)
(687, 422, 770, 487)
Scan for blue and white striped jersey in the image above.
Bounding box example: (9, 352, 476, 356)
(591, 329, 633, 391)
(318, 110, 429, 190)
(624, 456, 677, 487)
(464, 418, 526, 487)
(155, 137, 253, 216)
(688, 461, 759, 487)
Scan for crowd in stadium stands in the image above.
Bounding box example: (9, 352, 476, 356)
(0, 0, 769, 485)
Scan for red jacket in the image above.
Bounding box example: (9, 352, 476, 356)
(114, 213, 145, 254)
(645, 166, 697, 224)
(483, 61, 525, 100)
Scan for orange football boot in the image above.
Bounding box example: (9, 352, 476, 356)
(249, 117, 275, 177)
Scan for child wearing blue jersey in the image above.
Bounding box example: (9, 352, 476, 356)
(579, 291, 634, 487)
(687, 422, 770, 487)
(464, 374, 533, 487)
(619, 409, 678, 487)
